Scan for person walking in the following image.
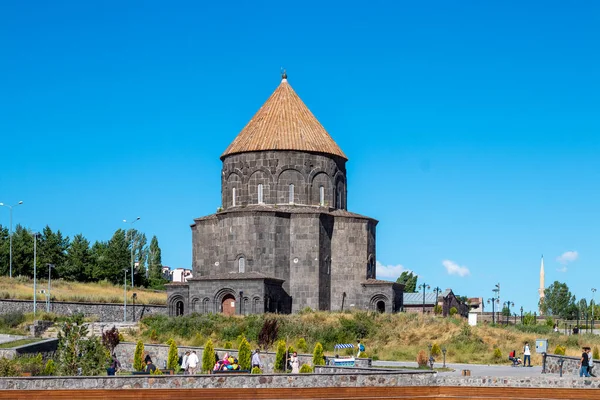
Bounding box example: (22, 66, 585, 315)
(523, 342, 531, 367)
(580, 347, 591, 377)
(291, 351, 300, 374)
(187, 350, 199, 374)
(181, 351, 190, 374)
(107, 353, 121, 376)
(251, 349, 262, 370)
(356, 340, 365, 358)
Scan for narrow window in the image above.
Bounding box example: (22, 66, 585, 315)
(238, 257, 245, 273)
(289, 183, 294, 204)
(232, 187, 236, 207)
(336, 187, 341, 209)
(258, 184, 263, 204)
(319, 186, 325, 206)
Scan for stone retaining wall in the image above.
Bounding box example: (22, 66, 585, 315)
(545, 354, 599, 375)
(2, 373, 600, 391)
(0, 299, 166, 322)
(0, 338, 58, 360)
(114, 342, 371, 373)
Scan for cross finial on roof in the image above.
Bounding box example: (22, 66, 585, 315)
(281, 68, 287, 80)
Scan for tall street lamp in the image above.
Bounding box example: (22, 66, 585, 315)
(592, 288, 597, 333)
(487, 298, 499, 324)
(122, 269, 128, 322)
(492, 283, 500, 324)
(46, 264, 55, 313)
(123, 217, 141, 288)
(419, 283, 431, 313)
(0, 201, 23, 279)
(33, 232, 39, 317)
(520, 306, 524, 324)
(504, 301, 514, 325)
(433, 286, 441, 312)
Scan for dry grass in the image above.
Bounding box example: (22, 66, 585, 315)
(0, 276, 166, 305)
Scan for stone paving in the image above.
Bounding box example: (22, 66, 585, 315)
(373, 360, 544, 377)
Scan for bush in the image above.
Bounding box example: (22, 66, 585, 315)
(202, 339, 215, 373)
(258, 319, 279, 350)
(449, 307, 458, 316)
(43, 359, 56, 376)
(149, 329, 159, 342)
(150, 367, 163, 375)
(416, 350, 428, 367)
(433, 305, 442, 315)
(224, 341, 233, 349)
(312, 342, 325, 366)
(238, 337, 251, 371)
(594, 346, 600, 361)
(166, 339, 179, 372)
(101, 326, 120, 353)
(545, 316, 554, 328)
(431, 343, 442, 357)
(566, 335, 579, 348)
(1, 311, 25, 328)
(56, 316, 109, 376)
(296, 338, 307, 353)
(522, 312, 536, 326)
(17, 354, 44, 376)
(0, 357, 19, 377)
(554, 345, 566, 355)
(133, 340, 145, 371)
(251, 366, 262, 374)
(274, 340, 286, 372)
(299, 364, 313, 373)
(492, 347, 502, 361)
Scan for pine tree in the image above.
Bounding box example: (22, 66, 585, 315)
(274, 340, 287, 372)
(166, 338, 179, 372)
(238, 337, 251, 370)
(312, 342, 325, 366)
(64, 234, 92, 281)
(202, 339, 215, 373)
(12, 225, 34, 277)
(0, 225, 10, 276)
(38, 225, 69, 279)
(147, 236, 166, 289)
(133, 340, 145, 371)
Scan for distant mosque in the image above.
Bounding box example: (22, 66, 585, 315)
(538, 255, 545, 315)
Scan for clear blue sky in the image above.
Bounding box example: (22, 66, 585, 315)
(1, 1, 599, 313)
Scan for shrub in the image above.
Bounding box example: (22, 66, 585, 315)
(150, 367, 163, 375)
(554, 345, 566, 355)
(149, 329, 159, 342)
(313, 342, 325, 366)
(433, 305, 442, 315)
(416, 350, 428, 367)
(224, 341, 233, 349)
(296, 338, 307, 353)
(101, 326, 120, 353)
(431, 343, 442, 357)
(274, 340, 286, 372)
(492, 347, 502, 361)
(299, 364, 313, 373)
(251, 366, 262, 374)
(1, 311, 25, 328)
(522, 312, 536, 326)
(238, 337, 251, 371)
(0, 357, 19, 377)
(258, 319, 279, 350)
(17, 354, 44, 376)
(287, 345, 295, 355)
(43, 359, 56, 376)
(594, 346, 600, 361)
(56, 316, 109, 376)
(166, 339, 179, 372)
(133, 340, 145, 371)
(545, 316, 554, 328)
(449, 307, 458, 316)
(566, 335, 579, 348)
(202, 339, 215, 373)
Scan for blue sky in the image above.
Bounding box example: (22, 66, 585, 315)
(1, 1, 599, 312)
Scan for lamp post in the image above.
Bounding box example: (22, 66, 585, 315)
(504, 301, 514, 325)
(123, 217, 140, 288)
(520, 306, 524, 324)
(0, 201, 23, 279)
(428, 343, 433, 370)
(433, 286, 441, 313)
(492, 283, 500, 324)
(122, 269, 128, 322)
(592, 288, 597, 334)
(33, 232, 39, 317)
(487, 298, 499, 324)
(420, 283, 431, 313)
(132, 293, 137, 322)
(46, 264, 55, 313)
(442, 347, 447, 368)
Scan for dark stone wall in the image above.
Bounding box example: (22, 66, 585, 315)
(221, 151, 347, 210)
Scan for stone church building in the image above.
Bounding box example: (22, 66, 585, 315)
(167, 74, 403, 316)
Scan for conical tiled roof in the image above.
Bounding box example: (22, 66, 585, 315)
(221, 77, 347, 160)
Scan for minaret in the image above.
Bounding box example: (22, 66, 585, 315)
(538, 255, 545, 314)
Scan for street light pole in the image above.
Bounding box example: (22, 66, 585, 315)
(504, 301, 514, 325)
(33, 232, 39, 317)
(123, 217, 141, 288)
(592, 288, 597, 334)
(0, 201, 23, 279)
(46, 264, 55, 313)
(487, 298, 498, 324)
(520, 306, 523, 324)
(420, 283, 431, 313)
(123, 269, 128, 322)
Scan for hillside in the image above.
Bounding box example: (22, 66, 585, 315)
(0, 276, 167, 305)
(136, 311, 600, 364)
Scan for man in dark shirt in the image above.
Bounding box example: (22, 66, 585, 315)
(580, 347, 591, 377)
(145, 359, 157, 374)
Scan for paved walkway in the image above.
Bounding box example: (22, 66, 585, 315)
(373, 360, 543, 377)
(0, 334, 27, 345)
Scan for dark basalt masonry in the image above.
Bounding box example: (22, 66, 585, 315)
(167, 81, 403, 316)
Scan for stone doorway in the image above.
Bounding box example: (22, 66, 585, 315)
(176, 300, 184, 316)
(376, 300, 385, 313)
(221, 294, 236, 316)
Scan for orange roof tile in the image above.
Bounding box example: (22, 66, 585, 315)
(221, 77, 347, 160)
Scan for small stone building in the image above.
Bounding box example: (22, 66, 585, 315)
(167, 74, 403, 316)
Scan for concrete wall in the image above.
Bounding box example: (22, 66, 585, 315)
(0, 299, 166, 322)
(0, 338, 58, 360)
(114, 342, 371, 372)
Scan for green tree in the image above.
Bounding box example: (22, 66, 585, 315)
(312, 342, 325, 366)
(63, 234, 92, 281)
(396, 271, 417, 293)
(11, 225, 34, 277)
(501, 306, 511, 317)
(133, 340, 145, 371)
(539, 281, 577, 319)
(38, 225, 69, 280)
(0, 225, 10, 276)
(274, 340, 286, 372)
(202, 339, 216, 373)
(55, 315, 109, 376)
(94, 230, 129, 284)
(147, 236, 167, 289)
(166, 338, 179, 372)
(238, 337, 251, 370)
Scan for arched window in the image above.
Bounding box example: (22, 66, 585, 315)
(232, 187, 237, 207)
(319, 186, 325, 206)
(336, 187, 342, 209)
(258, 184, 264, 204)
(289, 184, 294, 204)
(238, 257, 245, 273)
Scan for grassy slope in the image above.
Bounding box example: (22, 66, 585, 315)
(0, 276, 166, 305)
(137, 311, 600, 365)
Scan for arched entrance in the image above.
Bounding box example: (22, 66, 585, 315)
(376, 300, 385, 313)
(176, 300, 184, 316)
(221, 294, 236, 316)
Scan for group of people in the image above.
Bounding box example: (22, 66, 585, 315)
(508, 342, 532, 367)
(213, 352, 242, 371)
(580, 346, 596, 377)
(180, 350, 200, 374)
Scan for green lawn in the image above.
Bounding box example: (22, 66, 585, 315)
(0, 338, 41, 348)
